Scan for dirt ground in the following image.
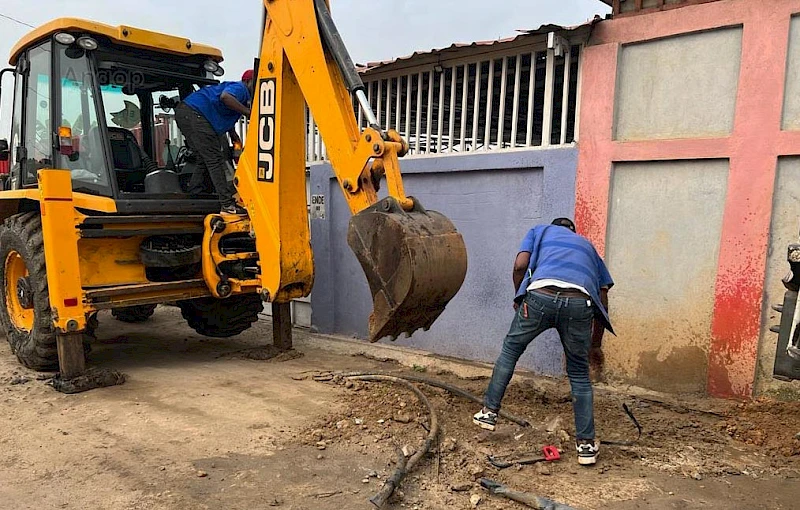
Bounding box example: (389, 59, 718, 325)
(0, 307, 798, 510)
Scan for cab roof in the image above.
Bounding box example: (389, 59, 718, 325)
(9, 17, 223, 66)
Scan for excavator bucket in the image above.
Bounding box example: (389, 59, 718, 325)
(348, 197, 468, 342)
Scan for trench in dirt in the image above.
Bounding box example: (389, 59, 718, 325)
(291, 360, 800, 510)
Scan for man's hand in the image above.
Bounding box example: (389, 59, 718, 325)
(591, 317, 605, 347)
(590, 320, 605, 382)
(589, 338, 605, 383)
(227, 130, 243, 162)
(228, 129, 242, 146)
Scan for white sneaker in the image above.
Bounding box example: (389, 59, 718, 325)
(472, 408, 498, 431)
(221, 204, 247, 215)
(576, 440, 599, 465)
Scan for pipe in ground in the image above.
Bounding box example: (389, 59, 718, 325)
(345, 375, 440, 508)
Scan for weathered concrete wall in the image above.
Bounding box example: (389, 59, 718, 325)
(576, 0, 800, 398)
(310, 148, 577, 375)
(614, 27, 742, 141)
(757, 158, 800, 398)
(605, 160, 729, 393)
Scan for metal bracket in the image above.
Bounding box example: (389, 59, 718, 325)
(547, 32, 571, 58)
(773, 291, 800, 381)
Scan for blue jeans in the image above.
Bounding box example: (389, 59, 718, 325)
(484, 290, 596, 440)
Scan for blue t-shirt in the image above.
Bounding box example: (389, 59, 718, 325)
(183, 81, 250, 135)
(515, 225, 615, 333)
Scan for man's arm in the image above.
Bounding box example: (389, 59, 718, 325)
(513, 252, 531, 294)
(221, 91, 251, 117)
(514, 228, 538, 292)
(592, 287, 609, 345)
(592, 248, 614, 347)
(590, 287, 609, 381)
(511, 252, 530, 310)
(511, 227, 539, 309)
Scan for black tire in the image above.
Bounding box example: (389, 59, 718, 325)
(177, 294, 263, 338)
(140, 236, 202, 268)
(0, 212, 95, 371)
(111, 304, 157, 323)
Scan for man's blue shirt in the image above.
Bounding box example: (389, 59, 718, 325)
(184, 82, 250, 135)
(515, 225, 615, 333)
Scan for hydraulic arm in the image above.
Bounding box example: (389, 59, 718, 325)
(234, 0, 468, 341)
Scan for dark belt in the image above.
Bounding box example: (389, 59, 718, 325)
(533, 286, 590, 299)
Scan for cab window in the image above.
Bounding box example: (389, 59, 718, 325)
(102, 85, 142, 140)
(8, 63, 24, 189)
(22, 43, 51, 186)
(57, 44, 109, 193)
(151, 90, 186, 167)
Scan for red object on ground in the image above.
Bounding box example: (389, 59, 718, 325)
(542, 445, 560, 462)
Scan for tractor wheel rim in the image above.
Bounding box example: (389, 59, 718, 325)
(5, 251, 34, 332)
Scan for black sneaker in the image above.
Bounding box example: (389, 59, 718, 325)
(221, 204, 247, 215)
(576, 439, 599, 465)
(472, 408, 498, 431)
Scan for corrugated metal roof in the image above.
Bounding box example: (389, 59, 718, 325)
(356, 17, 603, 74)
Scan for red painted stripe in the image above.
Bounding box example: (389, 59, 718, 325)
(611, 138, 731, 162)
(774, 131, 800, 155)
(708, 8, 791, 398)
(591, 0, 786, 46)
(575, 43, 618, 256)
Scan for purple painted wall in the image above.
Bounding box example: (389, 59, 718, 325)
(310, 148, 578, 375)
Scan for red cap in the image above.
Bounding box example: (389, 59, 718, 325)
(241, 69, 255, 82)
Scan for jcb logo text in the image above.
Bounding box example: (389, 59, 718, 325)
(257, 78, 276, 182)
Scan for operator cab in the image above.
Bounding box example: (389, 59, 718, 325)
(0, 19, 235, 215)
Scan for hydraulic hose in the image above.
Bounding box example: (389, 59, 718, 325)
(313, 0, 379, 128)
(344, 375, 440, 508)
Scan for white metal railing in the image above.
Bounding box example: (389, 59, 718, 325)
(305, 44, 583, 164)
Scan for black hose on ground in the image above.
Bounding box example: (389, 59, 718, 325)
(341, 371, 531, 428)
(374, 448, 407, 506)
(344, 375, 440, 508)
(480, 478, 578, 510)
(600, 403, 642, 446)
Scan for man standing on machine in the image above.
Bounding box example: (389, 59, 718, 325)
(175, 70, 255, 214)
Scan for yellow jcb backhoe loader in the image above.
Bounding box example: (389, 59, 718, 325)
(0, 0, 467, 377)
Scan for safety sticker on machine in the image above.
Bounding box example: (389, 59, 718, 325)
(311, 194, 326, 220)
